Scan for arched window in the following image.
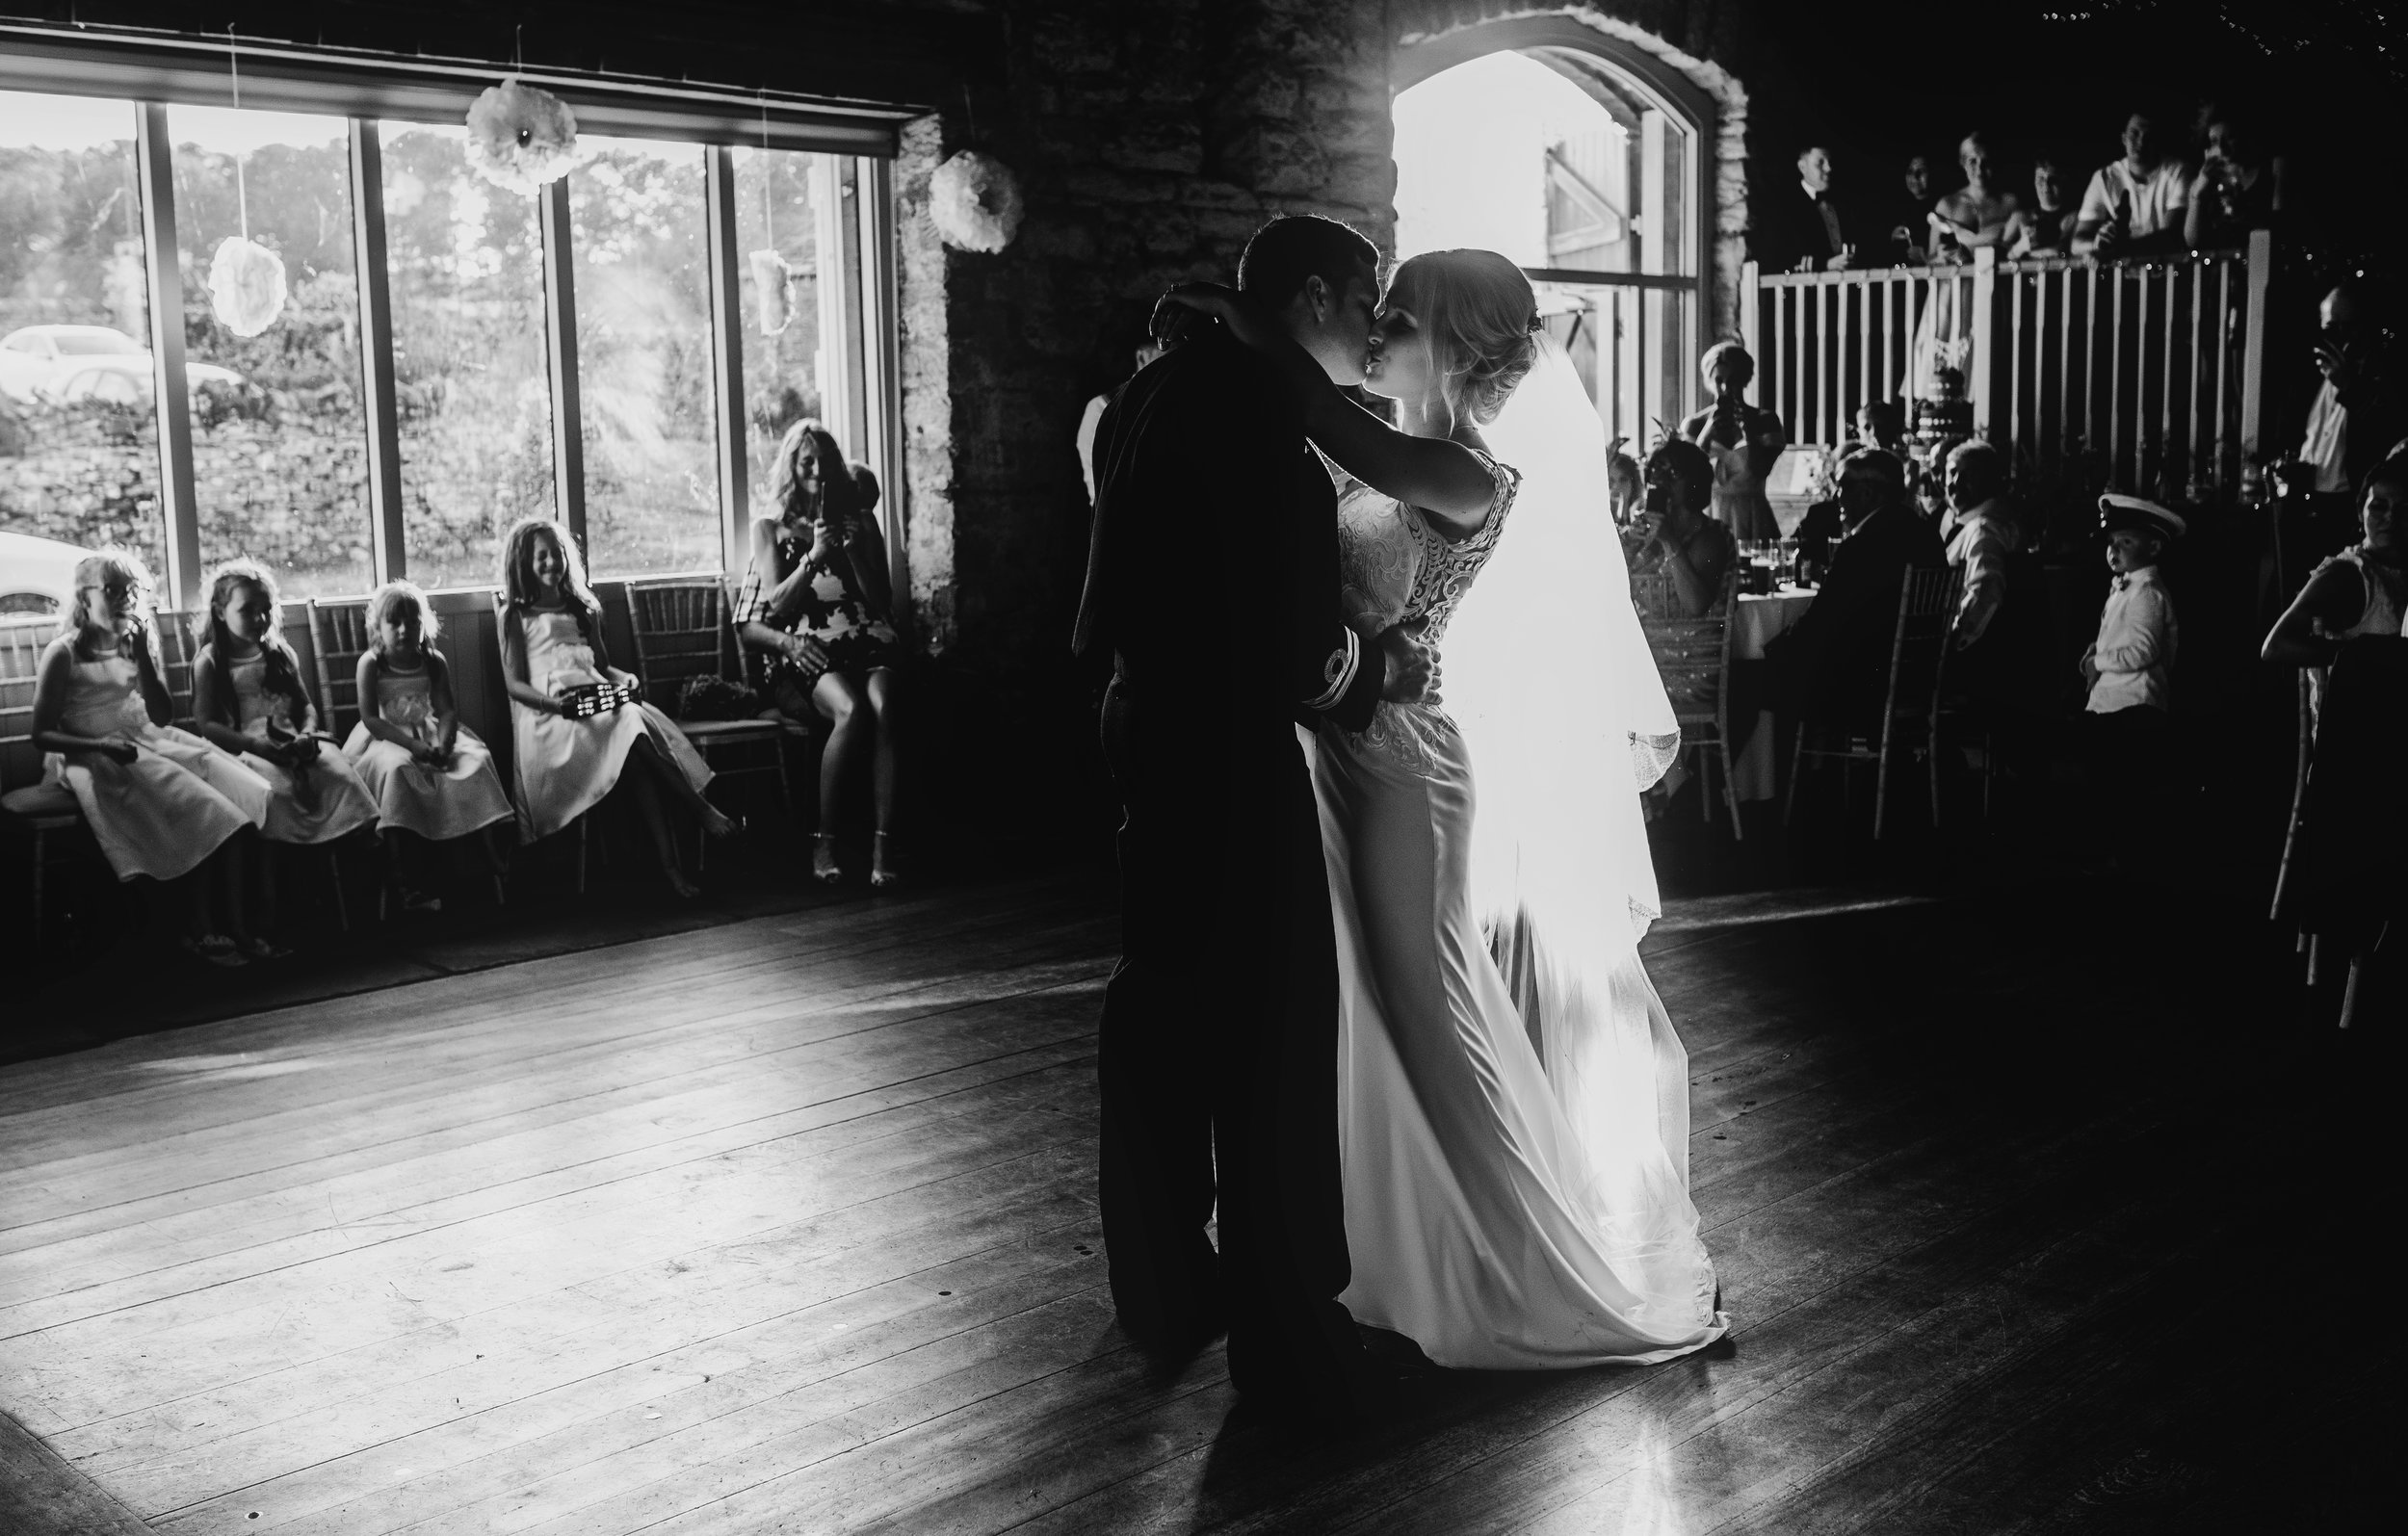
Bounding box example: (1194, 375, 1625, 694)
(1395, 19, 1715, 448)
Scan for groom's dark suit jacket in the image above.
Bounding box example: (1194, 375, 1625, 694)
(1076, 329, 1382, 735)
(1074, 328, 1381, 1416)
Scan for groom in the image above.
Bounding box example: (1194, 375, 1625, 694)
(1075, 215, 1430, 1419)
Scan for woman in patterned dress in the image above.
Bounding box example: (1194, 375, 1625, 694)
(1159, 249, 1726, 1370)
(735, 422, 909, 886)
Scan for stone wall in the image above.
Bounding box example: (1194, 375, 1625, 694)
(0, 406, 376, 573)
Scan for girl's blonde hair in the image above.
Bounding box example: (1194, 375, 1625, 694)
(197, 558, 308, 726)
(366, 580, 439, 654)
(63, 547, 156, 647)
(768, 420, 863, 537)
(496, 517, 600, 629)
(1385, 248, 1541, 430)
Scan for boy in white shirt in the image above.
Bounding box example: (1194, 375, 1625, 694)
(2081, 494, 2186, 859)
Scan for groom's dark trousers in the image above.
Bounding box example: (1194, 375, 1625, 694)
(1076, 332, 1384, 1416)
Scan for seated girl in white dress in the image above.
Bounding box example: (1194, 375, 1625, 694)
(191, 560, 380, 946)
(30, 548, 274, 967)
(496, 517, 732, 899)
(345, 580, 515, 911)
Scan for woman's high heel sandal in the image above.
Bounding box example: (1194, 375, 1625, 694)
(811, 832, 842, 885)
(870, 830, 903, 890)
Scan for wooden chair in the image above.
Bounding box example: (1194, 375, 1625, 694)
(720, 572, 827, 807)
(619, 578, 794, 832)
(0, 618, 89, 939)
(306, 596, 374, 740)
(1784, 566, 1961, 840)
(1635, 569, 1745, 839)
(310, 597, 509, 916)
(158, 612, 353, 931)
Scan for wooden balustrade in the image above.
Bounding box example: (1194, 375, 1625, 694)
(1743, 231, 2274, 503)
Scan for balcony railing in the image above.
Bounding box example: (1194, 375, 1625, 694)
(1741, 232, 2274, 503)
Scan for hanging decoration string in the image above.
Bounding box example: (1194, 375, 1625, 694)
(207, 24, 288, 337)
(229, 27, 247, 238)
(746, 86, 795, 336)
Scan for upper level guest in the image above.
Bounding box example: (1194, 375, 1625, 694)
(1927, 133, 2022, 261)
(2183, 102, 2284, 251)
(1629, 439, 1738, 618)
(1772, 448, 1946, 723)
(2006, 157, 2079, 256)
(1762, 144, 1852, 273)
(1883, 154, 1939, 264)
(2073, 108, 2190, 259)
(1679, 341, 1789, 543)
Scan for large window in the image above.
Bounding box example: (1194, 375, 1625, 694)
(1395, 47, 1702, 447)
(570, 137, 715, 578)
(0, 90, 167, 612)
(733, 145, 823, 525)
(382, 122, 554, 591)
(169, 103, 372, 598)
(0, 50, 899, 612)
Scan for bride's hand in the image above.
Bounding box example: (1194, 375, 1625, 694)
(1153, 282, 1286, 356)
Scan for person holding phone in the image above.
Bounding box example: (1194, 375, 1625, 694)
(1678, 341, 1789, 544)
(1628, 438, 1736, 617)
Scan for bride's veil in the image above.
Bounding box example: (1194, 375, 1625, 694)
(1444, 339, 1698, 1177)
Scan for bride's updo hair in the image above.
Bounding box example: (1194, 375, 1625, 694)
(1386, 248, 1541, 428)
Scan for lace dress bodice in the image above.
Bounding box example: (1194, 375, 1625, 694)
(1328, 450, 1520, 767)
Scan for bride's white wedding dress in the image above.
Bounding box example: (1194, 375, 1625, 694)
(1312, 349, 1727, 1369)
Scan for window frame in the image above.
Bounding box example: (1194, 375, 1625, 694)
(0, 25, 906, 609)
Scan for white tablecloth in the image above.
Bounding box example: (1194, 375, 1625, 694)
(1729, 588, 1816, 801)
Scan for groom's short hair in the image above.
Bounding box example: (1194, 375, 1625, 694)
(1239, 215, 1379, 310)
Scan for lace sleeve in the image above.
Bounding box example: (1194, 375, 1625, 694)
(1454, 449, 1521, 558)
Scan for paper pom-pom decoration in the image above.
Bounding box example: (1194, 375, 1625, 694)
(749, 248, 795, 336)
(929, 151, 1024, 253)
(207, 236, 287, 337)
(464, 79, 585, 195)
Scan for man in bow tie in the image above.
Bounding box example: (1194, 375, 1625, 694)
(1761, 144, 1851, 274)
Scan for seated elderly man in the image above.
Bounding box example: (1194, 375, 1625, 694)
(1769, 448, 1946, 726)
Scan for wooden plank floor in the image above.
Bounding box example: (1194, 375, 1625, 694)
(1, 872, 2383, 1534)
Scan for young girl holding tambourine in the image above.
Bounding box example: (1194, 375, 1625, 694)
(496, 517, 732, 898)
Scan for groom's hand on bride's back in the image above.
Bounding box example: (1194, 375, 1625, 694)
(1379, 620, 1437, 705)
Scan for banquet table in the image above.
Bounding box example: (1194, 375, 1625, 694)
(1728, 587, 1816, 802)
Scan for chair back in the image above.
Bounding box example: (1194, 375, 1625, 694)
(308, 597, 377, 738)
(720, 574, 772, 690)
(622, 579, 735, 696)
(1882, 565, 1961, 724)
(152, 612, 202, 727)
(1639, 570, 1741, 731)
(1629, 571, 1681, 623)
(0, 618, 55, 792)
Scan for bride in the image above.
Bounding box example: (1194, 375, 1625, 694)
(1164, 249, 1727, 1369)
